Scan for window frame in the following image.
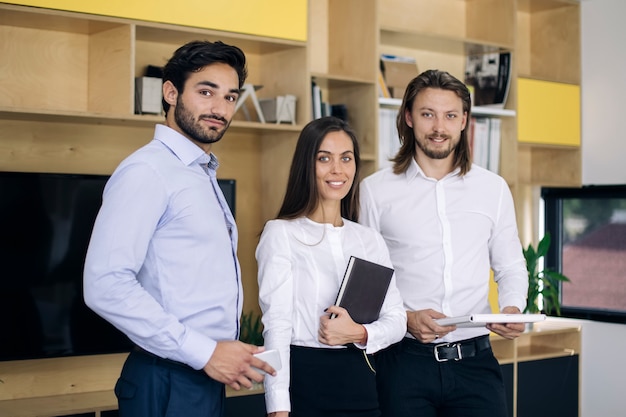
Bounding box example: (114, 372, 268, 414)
(542, 184, 626, 324)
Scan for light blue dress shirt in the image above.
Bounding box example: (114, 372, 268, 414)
(84, 124, 241, 370)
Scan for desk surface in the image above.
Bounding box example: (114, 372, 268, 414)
(0, 385, 265, 417)
(0, 390, 116, 417)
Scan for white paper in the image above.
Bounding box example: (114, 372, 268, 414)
(435, 313, 546, 328)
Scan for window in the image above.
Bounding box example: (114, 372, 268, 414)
(542, 185, 626, 324)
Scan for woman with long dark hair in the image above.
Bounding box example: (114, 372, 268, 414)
(256, 116, 406, 417)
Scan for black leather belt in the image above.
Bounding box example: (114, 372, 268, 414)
(133, 345, 198, 372)
(401, 335, 491, 362)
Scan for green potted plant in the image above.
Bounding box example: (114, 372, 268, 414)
(523, 232, 571, 315)
(239, 310, 264, 345)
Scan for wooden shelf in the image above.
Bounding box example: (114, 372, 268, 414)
(135, 24, 304, 55)
(379, 0, 516, 49)
(0, 107, 304, 133)
(309, 0, 379, 174)
(490, 335, 517, 364)
(0, 384, 265, 417)
(0, 2, 583, 415)
(378, 98, 516, 118)
(517, 345, 578, 361)
(491, 323, 581, 363)
(516, 0, 580, 84)
(0, 4, 308, 415)
(376, 0, 582, 241)
(380, 28, 511, 56)
(311, 72, 375, 88)
(0, 391, 117, 417)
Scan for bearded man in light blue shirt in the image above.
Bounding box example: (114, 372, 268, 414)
(84, 40, 275, 417)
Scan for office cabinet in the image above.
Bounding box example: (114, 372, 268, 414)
(492, 322, 581, 417)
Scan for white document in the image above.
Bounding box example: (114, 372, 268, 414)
(435, 313, 546, 328)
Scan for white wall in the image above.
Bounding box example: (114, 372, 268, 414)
(575, 4, 626, 416)
(551, 318, 626, 417)
(581, 0, 626, 184)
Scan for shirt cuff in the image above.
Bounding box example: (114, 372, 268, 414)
(178, 329, 218, 370)
(264, 387, 291, 414)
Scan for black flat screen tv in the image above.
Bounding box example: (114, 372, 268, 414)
(0, 171, 236, 361)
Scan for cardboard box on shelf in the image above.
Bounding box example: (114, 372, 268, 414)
(380, 55, 418, 99)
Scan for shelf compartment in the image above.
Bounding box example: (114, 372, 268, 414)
(516, 0, 581, 83)
(517, 145, 582, 187)
(380, 30, 510, 57)
(491, 335, 516, 364)
(134, 25, 308, 126)
(321, 80, 378, 174)
(378, 0, 515, 93)
(516, 323, 581, 362)
(310, 0, 377, 82)
(379, 0, 515, 50)
(0, 4, 133, 116)
(516, 345, 578, 362)
(378, 98, 516, 118)
(311, 76, 378, 174)
(0, 107, 303, 133)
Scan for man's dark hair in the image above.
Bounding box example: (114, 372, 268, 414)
(277, 116, 362, 223)
(161, 40, 248, 115)
(392, 69, 472, 175)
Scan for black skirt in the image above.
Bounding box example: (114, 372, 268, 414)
(289, 345, 381, 417)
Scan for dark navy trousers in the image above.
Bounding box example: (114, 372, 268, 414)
(115, 349, 225, 417)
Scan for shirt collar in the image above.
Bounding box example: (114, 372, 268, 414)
(153, 124, 218, 169)
(405, 158, 421, 180)
(406, 157, 463, 182)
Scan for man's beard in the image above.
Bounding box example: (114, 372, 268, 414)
(174, 99, 230, 144)
(416, 134, 456, 160)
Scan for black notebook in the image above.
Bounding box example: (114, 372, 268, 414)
(331, 256, 395, 324)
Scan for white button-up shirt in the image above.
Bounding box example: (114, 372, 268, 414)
(360, 160, 528, 342)
(256, 217, 407, 412)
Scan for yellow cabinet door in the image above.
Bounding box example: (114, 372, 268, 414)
(517, 78, 581, 146)
(5, 0, 307, 41)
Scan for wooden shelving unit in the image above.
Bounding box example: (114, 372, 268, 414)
(374, 4, 582, 415)
(516, 0, 581, 193)
(0, 350, 263, 417)
(0, 2, 309, 317)
(308, 0, 379, 176)
(379, 97, 517, 118)
(376, 0, 581, 244)
(0, 1, 583, 415)
(377, 0, 520, 195)
(0, 2, 306, 414)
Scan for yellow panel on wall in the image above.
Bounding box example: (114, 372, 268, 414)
(4, 0, 307, 41)
(518, 78, 581, 146)
(489, 270, 499, 313)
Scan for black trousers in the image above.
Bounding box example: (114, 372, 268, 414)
(376, 336, 508, 417)
(290, 345, 381, 417)
(115, 349, 225, 417)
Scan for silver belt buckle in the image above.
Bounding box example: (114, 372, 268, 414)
(434, 342, 463, 362)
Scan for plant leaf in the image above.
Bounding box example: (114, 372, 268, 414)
(544, 269, 571, 282)
(536, 232, 551, 258)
